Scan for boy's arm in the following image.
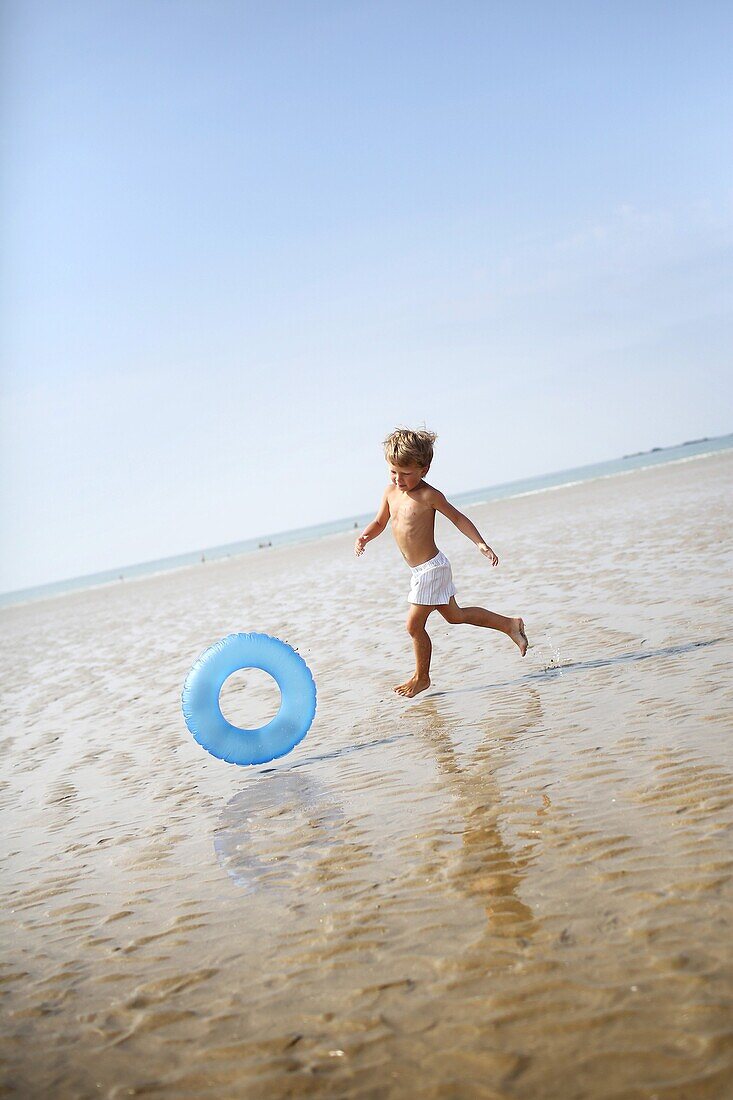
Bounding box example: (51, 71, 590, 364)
(355, 491, 390, 556)
(428, 489, 499, 566)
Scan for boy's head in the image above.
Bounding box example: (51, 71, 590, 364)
(383, 427, 437, 490)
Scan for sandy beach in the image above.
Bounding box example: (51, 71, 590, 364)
(2, 449, 732, 1099)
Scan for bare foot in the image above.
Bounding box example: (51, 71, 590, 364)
(393, 675, 431, 698)
(510, 618, 529, 657)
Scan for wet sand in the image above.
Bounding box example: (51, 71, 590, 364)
(2, 450, 732, 1099)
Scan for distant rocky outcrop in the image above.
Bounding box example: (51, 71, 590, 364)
(623, 437, 711, 460)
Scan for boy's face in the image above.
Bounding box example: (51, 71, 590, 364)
(388, 461, 429, 492)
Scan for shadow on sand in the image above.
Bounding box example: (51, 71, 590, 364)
(265, 637, 725, 773)
(427, 637, 725, 699)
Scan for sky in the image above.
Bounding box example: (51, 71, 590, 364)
(2, 0, 732, 593)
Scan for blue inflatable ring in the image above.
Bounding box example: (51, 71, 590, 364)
(182, 633, 317, 766)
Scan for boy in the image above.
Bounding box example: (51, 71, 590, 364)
(355, 427, 528, 698)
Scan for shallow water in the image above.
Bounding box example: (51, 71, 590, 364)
(2, 452, 732, 1098)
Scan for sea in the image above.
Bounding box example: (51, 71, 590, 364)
(3, 433, 731, 609)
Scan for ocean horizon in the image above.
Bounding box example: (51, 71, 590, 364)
(4, 432, 731, 610)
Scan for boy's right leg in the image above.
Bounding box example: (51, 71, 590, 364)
(394, 603, 436, 698)
(438, 597, 528, 656)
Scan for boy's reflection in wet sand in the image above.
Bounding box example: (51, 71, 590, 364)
(410, 690, 544, 953)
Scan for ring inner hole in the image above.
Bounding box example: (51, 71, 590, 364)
(219, 667, 282, 729)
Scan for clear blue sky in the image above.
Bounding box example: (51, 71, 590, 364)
(2, 1, 731, 592)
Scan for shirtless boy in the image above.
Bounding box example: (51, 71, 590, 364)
(355, 427, 528, 698)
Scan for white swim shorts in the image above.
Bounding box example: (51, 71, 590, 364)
(408, 550, 457, 606)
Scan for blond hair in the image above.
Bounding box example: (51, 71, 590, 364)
(383, 427, 437, 469)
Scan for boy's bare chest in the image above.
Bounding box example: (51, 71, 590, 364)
(388, 492, 434, 533)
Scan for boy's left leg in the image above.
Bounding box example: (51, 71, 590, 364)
(438, 597, 529, 656)
(394, 603, 436, 698)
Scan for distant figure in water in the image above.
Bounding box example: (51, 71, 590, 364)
(355, 427, 528, 698)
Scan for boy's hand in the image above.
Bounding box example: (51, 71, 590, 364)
(478, 542, 499, 566)
(355, 535, 368, 557)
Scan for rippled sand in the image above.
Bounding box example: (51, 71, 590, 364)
(2, 451, 732, 1099)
